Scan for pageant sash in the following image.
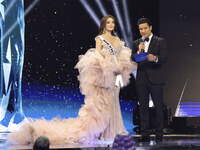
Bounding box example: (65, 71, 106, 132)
(115, 74, 124, 87)
(97, 35, 115, 55)
(97, 36, 124, 88)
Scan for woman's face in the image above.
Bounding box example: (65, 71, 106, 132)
(105, 17, 115, 32)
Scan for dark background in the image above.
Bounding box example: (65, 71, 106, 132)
(23, 0, 159, 87)
(23, 0, 159, 101)
(160, 0, 200, 115)
(23, 0, 200, 116)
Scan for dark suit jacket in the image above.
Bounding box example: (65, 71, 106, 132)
(132, 35, 168, 85)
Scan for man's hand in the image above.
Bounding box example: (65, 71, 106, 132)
(138, 42, 145, 53)
(146, 54, 157, 62)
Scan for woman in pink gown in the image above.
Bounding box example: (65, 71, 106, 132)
(6, 15, 137, 145)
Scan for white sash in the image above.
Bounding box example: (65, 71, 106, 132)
(96, 36, 124, 88)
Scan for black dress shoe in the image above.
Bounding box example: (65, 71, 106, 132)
(156, 135, 163, 142)
(153, 129, 163, 142)
(138, 136, 150, 142)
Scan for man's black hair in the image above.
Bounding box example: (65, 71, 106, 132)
(137, 18, 152, 26)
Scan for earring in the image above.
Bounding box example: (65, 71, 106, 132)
(103, 27, 105, 33)
(112, 30, 115, 34)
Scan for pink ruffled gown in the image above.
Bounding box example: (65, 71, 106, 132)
(6, 36, 137, 145)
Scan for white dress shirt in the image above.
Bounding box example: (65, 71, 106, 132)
(144, 33, 153, 52)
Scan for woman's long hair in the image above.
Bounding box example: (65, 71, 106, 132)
(98, 15, 117, 36)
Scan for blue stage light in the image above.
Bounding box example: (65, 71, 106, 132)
(79, 0, 134, 43)
(24, 0, 40, 15)
(95, 0, 107, 16)
(122, 0, 133, 48)
(79, 0, 100, 26)
(111, 0, 130, 48)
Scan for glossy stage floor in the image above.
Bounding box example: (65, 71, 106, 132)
(1, 83, 200, 149)
(1, 132, 200, 150)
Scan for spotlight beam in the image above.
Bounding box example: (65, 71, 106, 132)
(111, 1, 130, 48)
(122, 0, 133, 48)
(175, 79, 188, 116)
(79, 0, 100, 26)
(0, 0, 40, 42)
(4, 0, 17, 19)
(24, 0, 39, 15)
(95, 0, 106, 16)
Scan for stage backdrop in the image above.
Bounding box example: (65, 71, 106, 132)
(0, 0, 164, 130)
(160, 0, 200, 116)
(21, 0, 159, 130)
(3, 0, 199, 129)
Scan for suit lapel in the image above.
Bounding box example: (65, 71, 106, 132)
(147, 36, 155, 53)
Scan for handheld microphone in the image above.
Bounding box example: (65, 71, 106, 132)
(141, 37, 145, 53)
(141, 37, 145, 42)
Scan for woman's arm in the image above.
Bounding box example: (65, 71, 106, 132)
(95, 37, 102, 53)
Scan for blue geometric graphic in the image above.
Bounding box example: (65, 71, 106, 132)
(176, 102, 200, 117)
(0, 0, 25, 125)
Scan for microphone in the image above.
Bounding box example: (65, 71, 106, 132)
(141, 37, 145, 53)
(140, 37, 149, 53)
(141, 37, 145, 42)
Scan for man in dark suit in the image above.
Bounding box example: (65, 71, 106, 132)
(132, 18, 168, 142)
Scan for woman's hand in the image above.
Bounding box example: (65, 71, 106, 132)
(113, 65, 123, 75)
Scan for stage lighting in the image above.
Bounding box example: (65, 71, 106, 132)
(122, 0, 133, 48)
(95, 0, 106, 16)
(111, 0, 130, 47)
(175, 79, 188, 116)
(79, 0, 133, 48)
(79, 0, 100, 26)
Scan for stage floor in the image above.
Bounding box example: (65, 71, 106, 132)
(1, 133, 200, 150)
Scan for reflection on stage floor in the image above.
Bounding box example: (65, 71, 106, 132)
(1, 133, 200, 150)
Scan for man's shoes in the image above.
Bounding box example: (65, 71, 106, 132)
(137, 136, 150, 142)
(153, 129, 163, 142)
(156, 135, 163, 142)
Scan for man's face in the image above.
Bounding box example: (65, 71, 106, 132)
(138, 23, 152, 38)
